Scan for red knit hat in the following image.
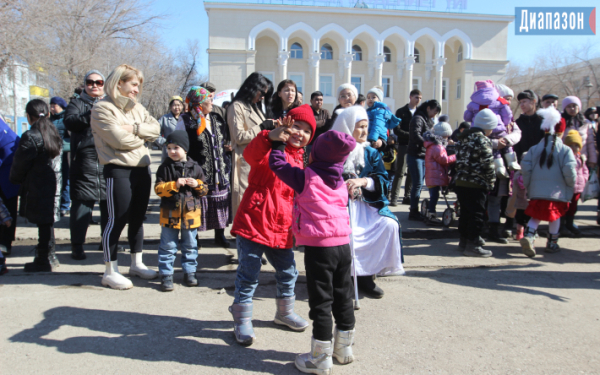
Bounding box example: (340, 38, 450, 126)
(287, 104, 317, 143)
(555, 118, 566, 134)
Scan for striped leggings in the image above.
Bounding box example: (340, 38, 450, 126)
(102, 166, 151, 262)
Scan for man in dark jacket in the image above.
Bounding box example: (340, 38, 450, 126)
(50, 96, 70, 217)
(390, 89, 421, 205)
(64, 70, 107, 260)
(514, 90, 544, 162)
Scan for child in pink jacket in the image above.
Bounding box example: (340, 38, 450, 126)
(464, 80, 519, 177)
(423, 122, 456, 225)
(562, 129, 589, 237)
(269, 129, 357, 374)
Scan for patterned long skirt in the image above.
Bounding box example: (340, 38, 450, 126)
(198, 184, 232, 231)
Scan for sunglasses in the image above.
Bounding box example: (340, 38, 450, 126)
(86, 79, 104, 87)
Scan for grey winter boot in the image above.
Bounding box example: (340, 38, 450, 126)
(488, 222, 509, 244)
(545, 233, 561, 253)
(229, 303, 256, 346)
(463, 240, 492, 258)
(333, 327, 355, 364)
(295, 337, 334, 375)
(520, 226, 537, 258)
(273, 296, 309, 331)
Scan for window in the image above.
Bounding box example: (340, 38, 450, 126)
(321, 44, 333, 60)
(289, 73, 304, 95)
(383, 46, 391, 62)
(351, 76, 362, 95)
(412, 77, 422, 91)
(414, 48, 420, 63)
(434, 78, 450, 101)
(382, 77, 392, 98)
(456, 78, 461, 99)
(259, 72, 274, 84)
(457, 45, 463, 62)
(319, 75, 333, 96)
(21, 71, 27, 85)
(290, 43, 303, 59)
(352, 45, 362, 61)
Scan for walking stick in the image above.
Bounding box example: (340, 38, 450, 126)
(348, 194, 361, 311)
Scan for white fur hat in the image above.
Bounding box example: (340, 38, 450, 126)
(337, 83, 358, 100)
(537, 106, 562, 135)
(495, 84, 514, 98)
(331, 106, 368, 136)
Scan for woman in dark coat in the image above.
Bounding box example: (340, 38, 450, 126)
(406, 99, 441, 220)
(176, 86, 233, 247)
(10, 99, 62, 272)
(64, 70, 107, 260)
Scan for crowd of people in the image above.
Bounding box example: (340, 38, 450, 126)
(0, 65, 599, 374)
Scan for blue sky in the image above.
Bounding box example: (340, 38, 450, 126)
(150, 0, 599, 75)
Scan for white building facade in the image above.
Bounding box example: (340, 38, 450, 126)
(205, 2, 513, 125)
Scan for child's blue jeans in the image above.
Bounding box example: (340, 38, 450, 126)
(158, 226, 198, 275)
(234, 236, 298, 304)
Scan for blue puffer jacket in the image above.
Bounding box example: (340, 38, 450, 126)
(521, 135, 577, 202)
(0, 118, 20, 199)
(367, 101, 400, 143)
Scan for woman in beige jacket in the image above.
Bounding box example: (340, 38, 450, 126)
(91, 64, 160, 290)
(227, 72, 274, 217)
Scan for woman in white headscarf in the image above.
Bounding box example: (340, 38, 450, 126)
(331, 106, 404, 299)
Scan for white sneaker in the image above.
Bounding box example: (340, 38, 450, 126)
(101, 261, 133, 290)
(295, 337, 333, 374)
(333, 327, 355, 364)
(129, 252, 158, 280)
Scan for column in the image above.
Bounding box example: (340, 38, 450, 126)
(342, 53, 353, 84)
(277, 50, 290, 83)
(308, 52, 321, 94)
(434, 57, 446, 111)
(374, 55, 386, 87)
(405, 56, 416, 104)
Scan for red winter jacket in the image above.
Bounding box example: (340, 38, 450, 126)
(424, 132, 456, 187)
(231, 130, 304, 249)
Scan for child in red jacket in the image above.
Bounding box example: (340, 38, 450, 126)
(229, 104, 316, 346)
(423, 121, 456, 225)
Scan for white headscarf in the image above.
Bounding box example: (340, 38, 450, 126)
(331, 106, 369, 175)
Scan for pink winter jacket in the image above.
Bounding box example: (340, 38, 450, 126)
(424, 132, 456, 187)
(573, 154, 590, 194)
(292, 167, 351, 247)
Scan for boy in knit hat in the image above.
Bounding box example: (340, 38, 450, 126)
(365, 86, 401, 149)
(455, 109, 497, 257)
(269, 129, 357, 374)
(154, 130, 208, 291)
(423, 121, 456, 225)
(562, 129, 589, 237)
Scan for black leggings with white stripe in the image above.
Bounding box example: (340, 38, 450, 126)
(102, 165, 151, 263)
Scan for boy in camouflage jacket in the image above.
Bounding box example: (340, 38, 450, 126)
(455, 109, 497, 258)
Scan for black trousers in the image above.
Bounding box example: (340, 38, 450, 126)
(103, 166, 151, 262)
(70, 200, 108, 246)
(304, 244, 356, 342)
(456, 186, 487, 241)
(515, 209, 530, 227)
(37, 223, 54, 252)
(0, 189, 18, 250)
(390, 144, 412, 200)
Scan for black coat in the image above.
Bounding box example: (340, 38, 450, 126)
(394, 104, 414, 145)
(10, 127, 61, 224)
(64, 96, 106, 201)
(514, 113, 544, 162)
(407, 112, 434, 159)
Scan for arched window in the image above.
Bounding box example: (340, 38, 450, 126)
(414, 48, 420, 63)
(290, 43, 303, 59)
(383, 46, 391, 62)
(457, 45, 463, 62)
(321, 44, 333, 60)
(352, 45, 362, 61)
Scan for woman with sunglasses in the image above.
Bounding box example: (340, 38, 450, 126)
(64, 70, 109, 261)
(227, 72, 274, 217)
